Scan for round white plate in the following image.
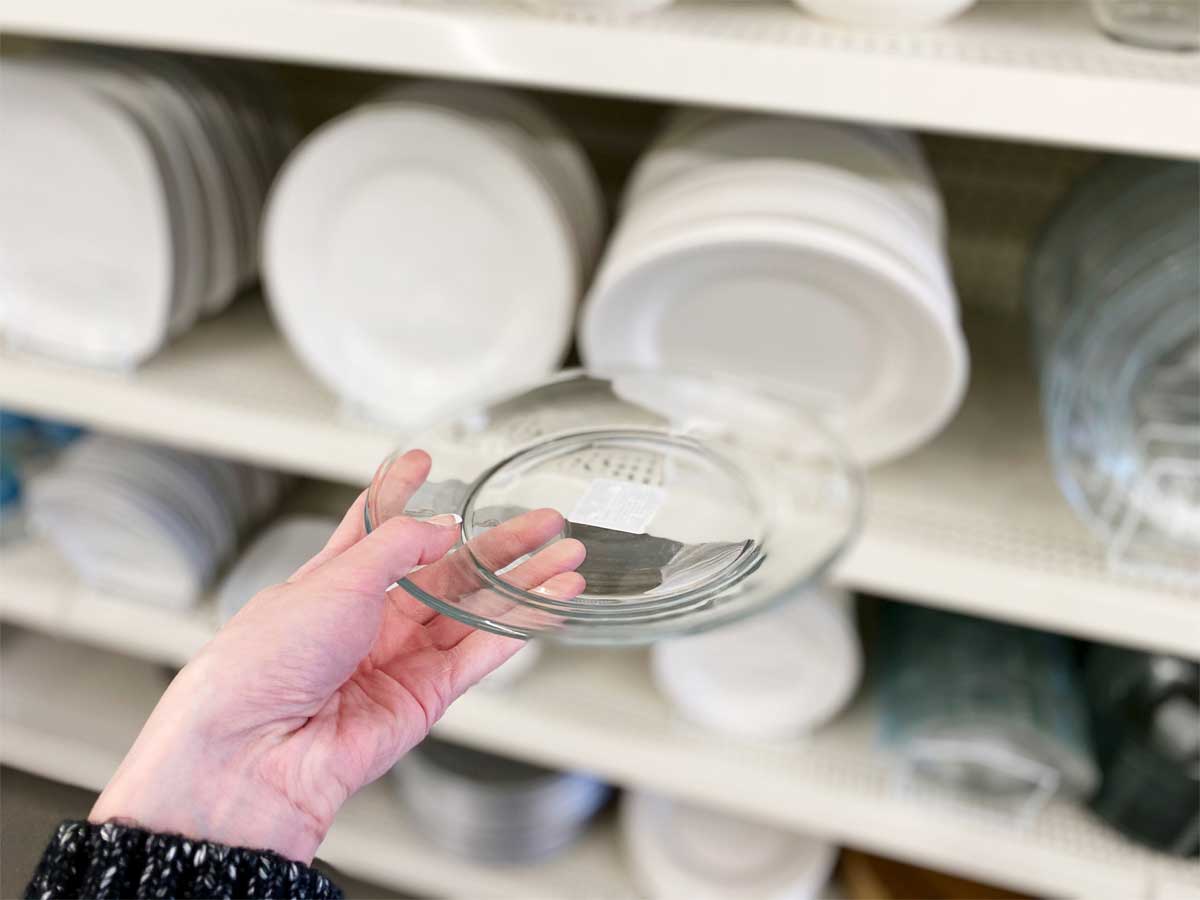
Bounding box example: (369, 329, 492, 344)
(385, 81, 605, 274)
(582, 216, 968, 465)
(611, 160, 957, 325)
(0, 63, 173, 367)
(651, 586, 862, 739)
(262, 102, 577, 426)
(626, 113, 944, 239)
(622, 791, 837, 900)
(794, 0, 977, 27)
(216, 515, 337, 623)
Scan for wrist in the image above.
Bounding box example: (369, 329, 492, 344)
(90, 663, 329, 863)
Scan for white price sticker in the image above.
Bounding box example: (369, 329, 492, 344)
(568, 478, 665, 534)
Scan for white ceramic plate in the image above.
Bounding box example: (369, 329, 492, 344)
(626, 113, 944, 239)
(651, 586, 862, 739)
(582, 216, 968, 465)
(0, 63, 173, 367)
(611, 160, 957, 324)
(262, 102, 578, 426)
(622, 791, 837, 900)
(794, 0, 977, 27)
(216, 515, 337, 623)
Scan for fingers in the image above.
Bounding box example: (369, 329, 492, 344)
(423, 537, 586, 648)
(400, 508, 568, 622)
(306, 514, 461, 600)
(444, 571, 586, 694)
(288, 449, 432, 582)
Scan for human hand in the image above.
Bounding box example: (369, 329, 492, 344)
(89, 450, 585, 863)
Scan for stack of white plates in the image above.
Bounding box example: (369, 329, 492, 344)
(263, 81, 602, 427)
(28, 435, 285, 609)
(392, 737, 610, 864)
(215, 515, 338, 623)
(651, 586, 862, 740)
(582, 110, 968, 465)
(0, 51, 294, 368)
(622, 791, 838, 900)
(792, 0, 978, 27)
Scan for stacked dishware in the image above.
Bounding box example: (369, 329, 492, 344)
(581, 109, 968, 465)
(391, 737, 610, 864)
(0, 51, 295, 368)
(878, 603, 1098, 822)
(1085, 644, 1199, 857)
(651, 585, 862, 740)
(1089, 0, 1200, 50)
(262, 80, 602, 427)
(792, 0, 978, 27)
(0, 413, 85, 545)
(28, 435, 286, 608)
(621, 791, 838, 900)
(215, 515, 338, 623)
(1027, 159, 1199, 584)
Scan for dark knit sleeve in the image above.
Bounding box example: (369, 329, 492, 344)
(24, 821, 343, 899)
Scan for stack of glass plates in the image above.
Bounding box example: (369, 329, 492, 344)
(392, 737, 610, 864)
(651, 585, 862, 739)
(365, 369, 861, 644)
(1027, 159, 1199, 583)
(0, 50, 294, 368)
(215, 515, 338, 623)
(622, 791, 838, 900)
(582, 110, 967, 465)
(28, 435, 285, 608)
(262, 81, 601, 426)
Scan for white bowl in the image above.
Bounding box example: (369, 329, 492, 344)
(794, 0, 978, 28)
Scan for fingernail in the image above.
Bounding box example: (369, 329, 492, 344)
(428, 513, 463, 528)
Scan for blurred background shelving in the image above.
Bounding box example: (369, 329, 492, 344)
(2, 0, 1198, 158)
(1, 2, 1198, 898)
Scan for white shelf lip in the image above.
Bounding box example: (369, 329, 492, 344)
(0, 630, 635, 899)
(3, 627, 1197, 899)
(2, 0, 1198, 158)
(2, 303, 1197, 657)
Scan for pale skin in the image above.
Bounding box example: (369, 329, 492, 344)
(90, 449, 586, 863)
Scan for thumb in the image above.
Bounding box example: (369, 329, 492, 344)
(303, 514, 462, 599)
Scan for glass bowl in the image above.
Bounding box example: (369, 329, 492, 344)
(365, 370, 861, 644)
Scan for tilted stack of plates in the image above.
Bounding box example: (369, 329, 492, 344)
(651, 585, 862, 740)
(582, 110, 968, 465)
(28, 435, 286, 609)
(391, 737, 610, 864)
(215, 515, 338, 623)
(0, 51, 295, 368)
(622, 791, 838, 900)
(263, 81, 603, 426)
(1027, 158, 1199, 584)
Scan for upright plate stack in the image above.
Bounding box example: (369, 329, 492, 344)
(1027, 159, 1199, 583)
(262, 81, 602, 426)
(0, 51, 295, 367)
(581, 110, 968, 465)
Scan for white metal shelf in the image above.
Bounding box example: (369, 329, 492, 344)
(0, 630, 634, 899)
(2, 0, 1198, 158)
(2, 302, 1197, 656)
(2, 626, 1196, 898)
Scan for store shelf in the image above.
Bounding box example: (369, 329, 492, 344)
(3, 0, 1198, 158)
(3, 303, 1197, 657)
(3, 628, 1196, 898)
(0, 630, 634, 899)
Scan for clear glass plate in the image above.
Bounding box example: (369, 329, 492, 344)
(365, 370, 861, 644)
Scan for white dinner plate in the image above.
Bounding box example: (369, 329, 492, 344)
(622, 791, 837, 900)
(582, 216, 968, 465)
(625, 113, 944, 239)
(216, 515, 337, 623)
(262, 102, 578, 426)
(651, 586, 862, 739)
(0, 63, 174, 367)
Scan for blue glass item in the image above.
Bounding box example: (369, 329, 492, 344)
(878, 603, 1098, 817)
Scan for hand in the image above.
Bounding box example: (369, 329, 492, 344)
(89, 450, 585, 863)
